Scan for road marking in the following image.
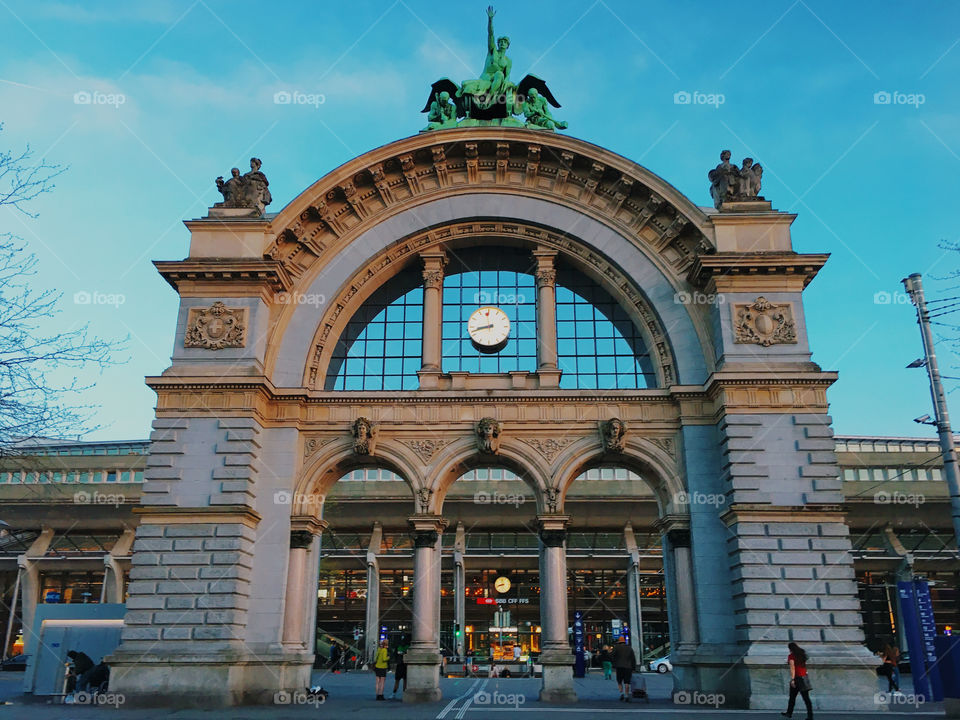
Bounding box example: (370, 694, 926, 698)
(456, 678, 488, 719)
(437, 677, 481, 719)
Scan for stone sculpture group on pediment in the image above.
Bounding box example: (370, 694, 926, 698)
(708, 150, 764, 209)
(214, 157, 272, 215)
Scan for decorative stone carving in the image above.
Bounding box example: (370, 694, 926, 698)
(404, 439, 447, 463)
(600, 418, 627, 452)
(422, 269, 444, 289)
(708, 150, 763, 209)
(352, 417, 378, 455)
(649, 437, 675, 458)
(535, 268, 556, 288)
(184, 302, 246, 350)
(415, 487, 434, 514)
(215, 157, 272, 215)
(539, 528, 566, 547)
(289, 530, 314, 549)
(733, 297, 797, 347)
(666, 528, 691, 548)
(303, 435, 336, 459)
(413, 529, 439, 548)
(544, 486, 561, 513)
(476, 417, 502, 454)
(524, 437, 574, 463)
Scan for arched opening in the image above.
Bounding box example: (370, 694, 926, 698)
(565, 464, 669, 667)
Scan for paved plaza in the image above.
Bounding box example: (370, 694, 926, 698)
(0, 670, 943, 719)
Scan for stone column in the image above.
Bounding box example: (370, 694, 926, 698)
(533, 249, 561, 387)
(538, 515, 576, 703)
(665, 527, 699, 653)
(404, 515, 447, 703)
(365, 523, 383, 664)
(102, 527, 136, 604)
(419, 251, 447, 375)
(282, 527, 318, 648)
(18, 527, 54, 656)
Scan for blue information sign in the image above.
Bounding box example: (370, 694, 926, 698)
(573, 611, 585, 678)
(898, 579, 943, 702)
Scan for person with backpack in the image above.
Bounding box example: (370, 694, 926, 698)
(611, 637, 636, 702)
(782, 642, 813, 719)
(373, 639, 389, 701)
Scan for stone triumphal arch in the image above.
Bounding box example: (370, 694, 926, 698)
(108, 129, 876, 709)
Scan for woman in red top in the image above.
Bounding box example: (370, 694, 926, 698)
(782, 642, 813, 719)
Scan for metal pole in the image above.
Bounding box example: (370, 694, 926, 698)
(903, 273, 960, 549)
(2, 568, 22, 660)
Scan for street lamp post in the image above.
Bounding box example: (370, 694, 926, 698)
(903, 273, 960, 550)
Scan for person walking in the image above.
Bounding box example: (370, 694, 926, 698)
(391, 639, 408, 699)
(329, 642, 341, 673)
(611, 637, 636, 702)
(782, 642, 813, 719)
(373, 639, 389, 701)
(881, 644, 900, 692)
(599, 645, 613, 680)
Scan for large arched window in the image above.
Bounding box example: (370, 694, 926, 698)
(325, 248, 657, 391)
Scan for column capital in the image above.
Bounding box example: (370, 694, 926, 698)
(653, 513, 689, 535)
(537, 514, 571, 546)
(420, 250, 448, 272)
(532, 249, 557, 288)
(666, 528, 691, 548)
(289, 530, 315, 549)
(531, 248, 558, 264)
(408, 514, 448, 535)
(290, 515, 327, 537)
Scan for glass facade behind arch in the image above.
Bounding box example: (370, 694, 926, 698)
(326, 250, 657, 391)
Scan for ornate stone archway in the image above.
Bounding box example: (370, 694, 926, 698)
(109, 128, 876, 711)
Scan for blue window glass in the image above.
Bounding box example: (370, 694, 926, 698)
(441, 247, 538, 374)
(326, 269, 423, 391)
(555, 265, 656, 389)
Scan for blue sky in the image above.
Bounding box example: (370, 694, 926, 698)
(1, 0, 959, 441)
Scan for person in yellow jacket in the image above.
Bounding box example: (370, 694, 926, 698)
(374, 639, 389, 700)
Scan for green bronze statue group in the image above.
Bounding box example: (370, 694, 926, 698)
(422, 6, 568, 133)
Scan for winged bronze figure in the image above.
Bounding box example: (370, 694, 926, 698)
(420, 6, 568, 132)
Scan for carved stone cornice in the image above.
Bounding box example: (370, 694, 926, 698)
(156, 259, 292, 296)
(263, 129, 714, 290)
(689, 252, 828, 293)
(719, 503, 847, 527)
(144, 372, 840, 424)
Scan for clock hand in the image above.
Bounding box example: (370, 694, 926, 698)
(474, 323, 494, 331)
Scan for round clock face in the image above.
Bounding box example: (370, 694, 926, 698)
(494, 576, 511, 593)
(467, 306, 510, 351)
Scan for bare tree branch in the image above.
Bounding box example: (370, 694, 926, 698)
(0, 125, 126, 453)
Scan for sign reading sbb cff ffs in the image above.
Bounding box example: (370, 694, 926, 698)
(476, 597, 530, 605)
